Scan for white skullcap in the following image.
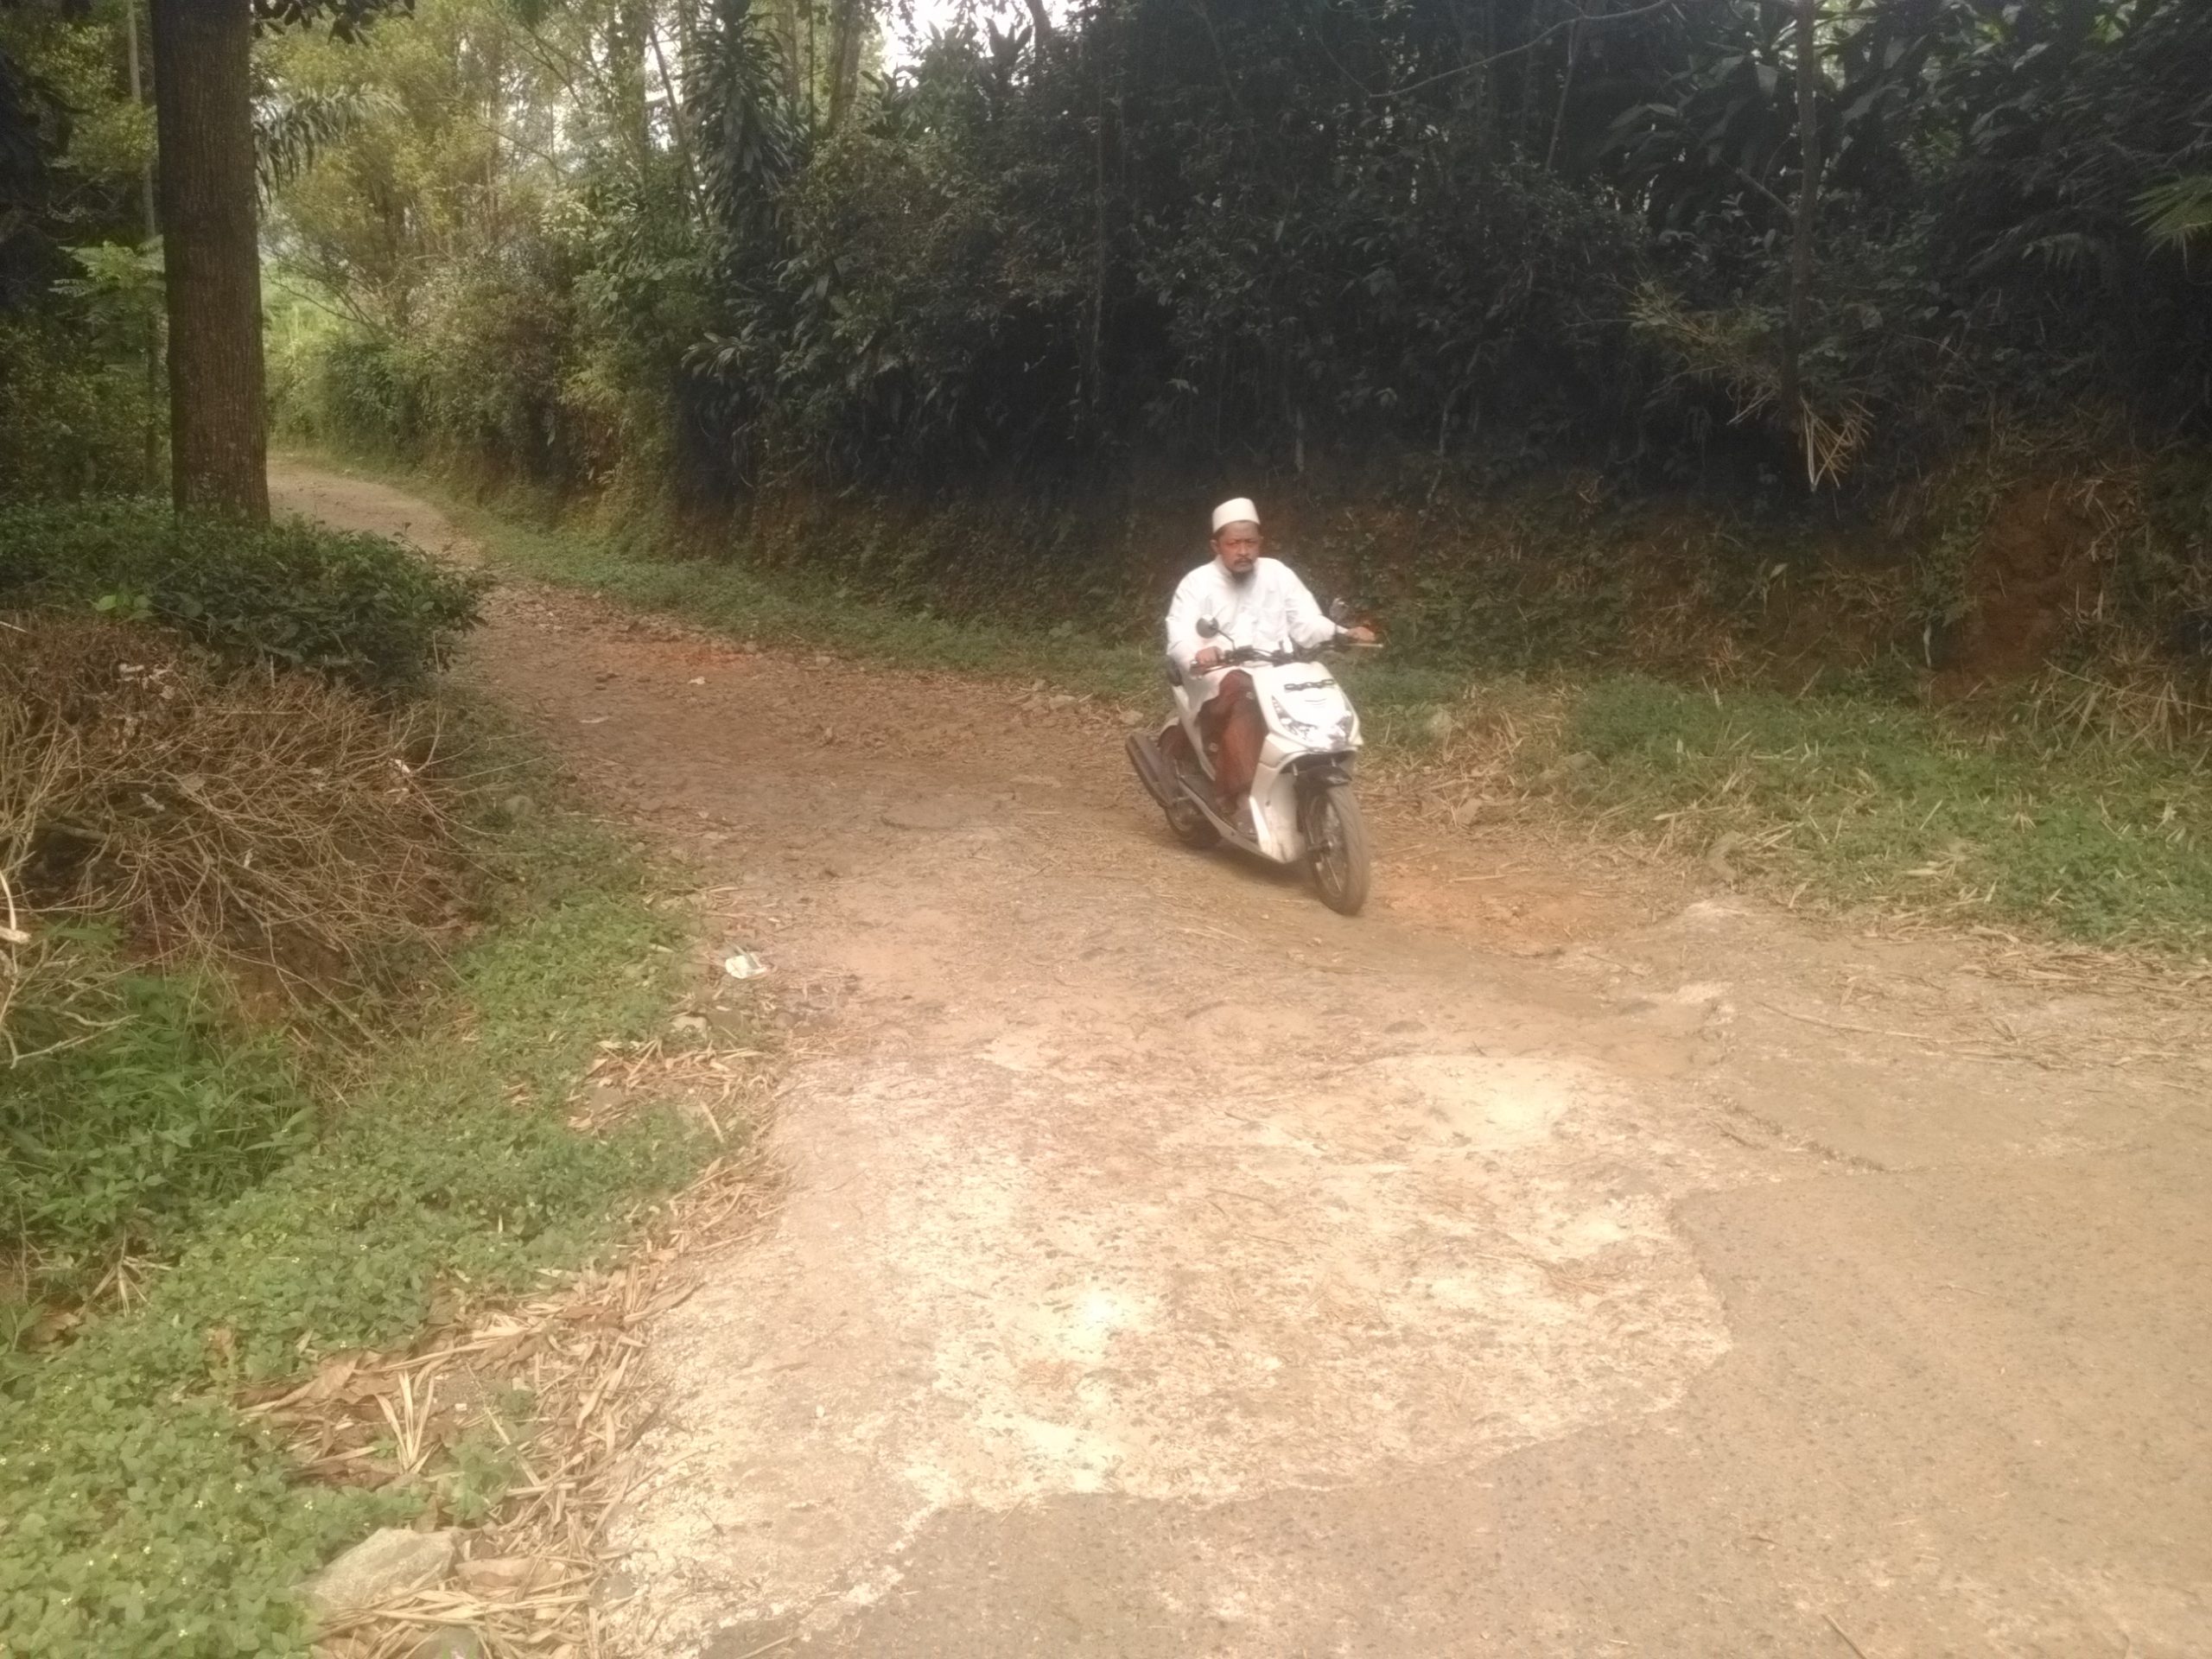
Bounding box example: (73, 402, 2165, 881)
(1211, 497, 1261, 534)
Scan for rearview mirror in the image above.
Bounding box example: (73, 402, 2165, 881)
(1196, 617, 1220, 638)
(1326, 598, 1351, 626)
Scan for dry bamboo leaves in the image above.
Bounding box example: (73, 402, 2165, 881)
(264, 1048, 779, 1658)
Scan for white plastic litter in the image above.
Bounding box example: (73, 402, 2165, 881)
(722, 950, 769, 979)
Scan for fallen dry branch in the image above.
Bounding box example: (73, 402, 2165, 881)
(2024, 652, 2212, 753)
(569, 1030, 771, 1146)
(0, 614, 470, 1004)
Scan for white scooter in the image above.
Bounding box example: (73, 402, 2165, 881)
(1125, 613, 1374, 915)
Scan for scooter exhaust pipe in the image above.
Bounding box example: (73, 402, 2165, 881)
(1125, 731, 1176, 810)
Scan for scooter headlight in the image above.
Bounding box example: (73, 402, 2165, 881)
(1269, 696, 1324, 741)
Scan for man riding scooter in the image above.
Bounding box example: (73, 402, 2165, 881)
(1163, 498, 1376, 832)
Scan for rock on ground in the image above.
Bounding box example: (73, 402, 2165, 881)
(302, 1528, 457, 1619)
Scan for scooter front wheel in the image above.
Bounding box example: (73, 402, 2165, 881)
(1303, 784, 1371, 915)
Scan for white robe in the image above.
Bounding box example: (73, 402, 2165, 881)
(1165, 556, 1343, 704)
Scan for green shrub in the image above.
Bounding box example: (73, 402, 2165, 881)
(0, 500, 485, 691)
(0, 318, 159, 505)
(292, 329, 423, 457)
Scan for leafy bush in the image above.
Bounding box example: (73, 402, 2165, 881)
(286, 327, 423, 456)
(0, 316, 157, 504)
(0, 499, 484, 691)
(404, 254, 580, 480)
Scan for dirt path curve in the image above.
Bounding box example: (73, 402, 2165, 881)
(274, 461, 2212, 1659)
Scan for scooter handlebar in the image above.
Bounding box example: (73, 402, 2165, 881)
(1203, 639, 1380, 669)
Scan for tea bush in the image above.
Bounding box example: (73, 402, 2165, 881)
(0, 500, 485, 691)
(0, 319, 157, 505)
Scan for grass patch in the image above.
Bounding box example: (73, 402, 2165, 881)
(1555, 676, 2212, 952)
(2, 957, 315, 1306)
(0, 803, 711, 1657)
(445, 484, 1163, 701)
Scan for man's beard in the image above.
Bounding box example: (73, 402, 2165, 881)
(1224, 560, 1256, 586)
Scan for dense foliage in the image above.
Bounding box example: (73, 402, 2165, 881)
(0, 0, 164, 499)
(234, 0, 2212, 503)
(6, 0, 2204, 503)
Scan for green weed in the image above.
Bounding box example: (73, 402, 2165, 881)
(2, 963, 313, 1302)
(0, 812, 710, 1658)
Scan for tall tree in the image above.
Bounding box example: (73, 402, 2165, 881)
(1020, 0, 1052, 60)
(825, 0, 868, 129)
(143, 0, 399, 520)
(149, 0, 266, 518)
(1779, 0, 1821, 477)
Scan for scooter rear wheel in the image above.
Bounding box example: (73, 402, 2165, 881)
(1164, 745, 1223, 849)
(1168, 797, 1223, 849)
(1304, 784, 1371, 915)
(1127, 731, 1220, 849)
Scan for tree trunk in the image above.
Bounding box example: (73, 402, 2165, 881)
(149, 0, 269, 521)
(772, 0, 804, 106)
(1544, 15, 1580, 173)
(648, 17, 705, 213)
(124, 0, 162, 492)
(1780, 0, 1821, 474)
(608, 1, 653, 187)
(1022, 0, 1054, 59)
(1084, 73, 1105, 420)
(826, 0, 868, 130)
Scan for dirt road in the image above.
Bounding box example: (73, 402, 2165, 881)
(274, 462, 2212, 1659)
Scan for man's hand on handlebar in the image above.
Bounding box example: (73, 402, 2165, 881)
(1340, 624, 1379, 646)
(1194, 644, 1225, 671)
